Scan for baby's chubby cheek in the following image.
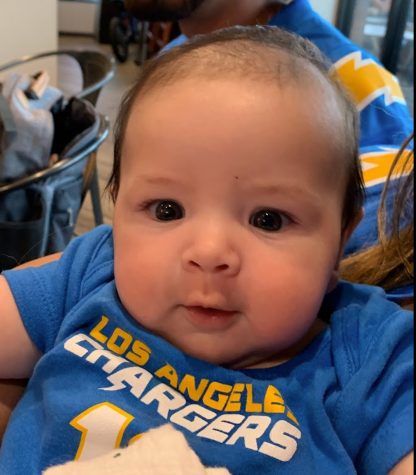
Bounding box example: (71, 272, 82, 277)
(247, 266, 330, 332)
(112, 244, 163, 321)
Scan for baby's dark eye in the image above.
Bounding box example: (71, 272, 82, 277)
(250, 209, 285, 232)
(149, 200, 184, 221)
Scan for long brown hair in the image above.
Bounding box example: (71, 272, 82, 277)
(340, 133, 414, 293)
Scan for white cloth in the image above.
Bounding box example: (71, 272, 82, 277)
(43, 424, 231, 475)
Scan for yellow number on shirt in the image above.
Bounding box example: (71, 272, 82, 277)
(70, 402, 135, 461)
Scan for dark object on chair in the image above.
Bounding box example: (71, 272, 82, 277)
(0, 50, 115, 226)
(0, 112, 110, 271)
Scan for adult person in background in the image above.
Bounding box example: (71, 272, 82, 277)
(125, 0, 413, 259)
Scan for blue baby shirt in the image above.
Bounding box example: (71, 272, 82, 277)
(1, 226, 413, 474)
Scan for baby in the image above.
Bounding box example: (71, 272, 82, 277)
(0, 26, 413, 474)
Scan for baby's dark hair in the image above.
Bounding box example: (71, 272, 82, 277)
(108, 25, 364, 231)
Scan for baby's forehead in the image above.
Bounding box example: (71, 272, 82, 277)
(137, 44, 342, 116)
(129, 41, 350, 171)
(130, 73, 345, 165)
(137, 54, 344, 144)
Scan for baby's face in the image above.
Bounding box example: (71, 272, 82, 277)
(113, 76, 348, 369)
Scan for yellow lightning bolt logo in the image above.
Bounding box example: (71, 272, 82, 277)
(332, 52, 406, 111)
(361, 148, 413, 187)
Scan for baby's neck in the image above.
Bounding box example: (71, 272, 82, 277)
(179, 0, 283, 38)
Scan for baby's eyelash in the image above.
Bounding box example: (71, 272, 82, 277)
(249, 208, 296, 232)
(137, 199, 158, 211)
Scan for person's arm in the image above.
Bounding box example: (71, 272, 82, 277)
(0, 276, 41, 378)
(14, 252, 61, 270)
(389, 452, 414, 475)
(0, 379, 26, 444)
(0, 253, 63, 443)
(0, 253, 61, 378)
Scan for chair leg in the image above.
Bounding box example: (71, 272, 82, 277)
(90, 164, 104, 226)
(135, 21, 149, 66)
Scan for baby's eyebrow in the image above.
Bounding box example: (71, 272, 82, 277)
(138, 175, 186, 186)
(245, 183, 322, 203)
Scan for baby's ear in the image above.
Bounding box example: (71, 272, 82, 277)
(326, 207, 365, 292)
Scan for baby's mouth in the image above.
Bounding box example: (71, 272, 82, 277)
(184, 306, 238, 330)
(187, 306, 235, 317)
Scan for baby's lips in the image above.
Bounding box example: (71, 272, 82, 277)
(186, 306, 237, 318)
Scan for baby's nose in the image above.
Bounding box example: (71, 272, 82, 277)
(182, 231, 241, 276)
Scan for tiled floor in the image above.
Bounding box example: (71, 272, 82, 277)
(58, 34, 140, 235)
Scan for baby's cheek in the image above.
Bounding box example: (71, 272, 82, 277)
(114, 250, 165, 319)
(114, 250, 143, 301)
(252, 271, 327, 333)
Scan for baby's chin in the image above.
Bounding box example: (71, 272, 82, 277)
(146, 323, 291, 370)
(160, 333, 242, 368)
(165, 336, 277, 370)
(180, 341, 295, 370)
